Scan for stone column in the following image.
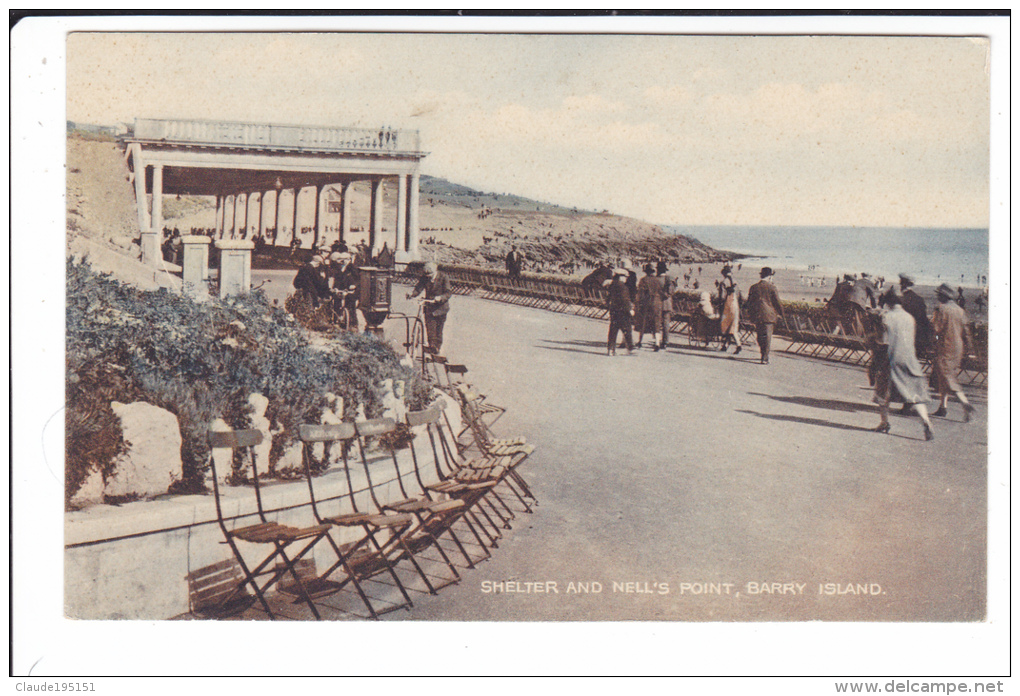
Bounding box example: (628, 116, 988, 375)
(228, 195, 237, 238)
(237, 192, 247, 238)
(273, 189, 282, 245)
(369, 178, 383, 256)
(140, 164, 162, 265)
(407, 172, 421, 259)
(130, 144, 150, 235)
(214, 195, 222, 236)
(256, 192, 264, 239)
(181, 235, 211, 297)
(215, 239, 255, 299)
(339, 181, 351, 244)
(396, 174, 407, 252)
(312, 184, 322, 250)
(291, 187, 301, 249)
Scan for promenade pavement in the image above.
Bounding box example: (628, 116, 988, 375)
(254, 271, 988, 622)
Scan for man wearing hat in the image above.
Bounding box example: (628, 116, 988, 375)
(745, 267, 785, 364)
(893, 273, 933, 362)
(292, 255, 330, 309)
(407, 262, 452, 355)
(931, 283, 975, 421)
(330, 251, 360, 330)
(605, 265, 635, 355)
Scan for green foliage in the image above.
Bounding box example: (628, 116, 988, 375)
(65, 258, 428, 507)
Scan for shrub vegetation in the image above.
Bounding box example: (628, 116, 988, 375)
(65, 258, 429, 509)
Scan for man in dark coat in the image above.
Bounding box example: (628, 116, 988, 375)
(895, 273, 932, 360)
(505, 245, 523, 282)
(605, 267, 635, 356)
(407, 262, 452, 355)
(329, 251, 360, 329)
(745, 267, 785, 364)
(292, 256, 330, 308)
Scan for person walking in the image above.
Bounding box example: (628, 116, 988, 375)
(745, 267, 785, 364)
(718, 265, 742, 353)
(885, 273, 933, 413)
(931, 283, 975, 421)
(873, 286, 935, 440)
(605, 267, 635, 356)
(635, 264, 665, 350)
(407, 261, 452, 355)
(657, 260, 676, 349)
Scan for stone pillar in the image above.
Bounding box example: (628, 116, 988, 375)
(181, 235, 211, 297)
(130, 144, 150, 234)
(140, 164, 161, 265)
(256, 192, 264, 239)
(215, 240, 254, 299)
(407, 172, 421, 259)
(291, 187, 301, 249)
(228, 195, 237, 238)
(312, 185, 322, 250)
(240, 193, 249, 238)
(339, 181, 351, 243)
(273, 189, 282, 245)
(369, 178, 383, 256)
(214, 195, 222, 236)
(396, 174, 407, 252)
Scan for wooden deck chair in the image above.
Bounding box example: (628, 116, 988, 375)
(432, 403, 536, 519)
(450, 385, 538, 510)
(207, 428, 333, 620)
(298, 422, 418, 619)
(400, 406, 510, 560)
(353, 418, 474, 593)
(440, 364, 506, 432)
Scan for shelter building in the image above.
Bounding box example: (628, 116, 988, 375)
(126, 118, 427, 266)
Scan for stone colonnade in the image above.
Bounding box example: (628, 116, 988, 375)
(202, 174, 421, 262)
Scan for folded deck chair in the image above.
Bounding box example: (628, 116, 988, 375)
(207, 428, 333, 620)
(354, 417, 485, 592)
(298, 422, 417, 619)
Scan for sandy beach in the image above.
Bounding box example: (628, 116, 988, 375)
(663, 259, 989, 323)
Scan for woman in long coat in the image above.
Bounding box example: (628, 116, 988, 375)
(874, 287, 935, 440)
(931, 283, 975, 420)
(635, 264, 664, 350)
(718, 265, 742, 353)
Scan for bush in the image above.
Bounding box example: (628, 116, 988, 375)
(65, 258, 428, 508)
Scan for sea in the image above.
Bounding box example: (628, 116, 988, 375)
(666, 226, 990, 289)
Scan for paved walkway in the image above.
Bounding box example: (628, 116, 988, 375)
(253, 272, 987, 622)
(380, 292, 987, 622)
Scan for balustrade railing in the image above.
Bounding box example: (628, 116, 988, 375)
(393, 263, 986, 383)
(132, 118, 421, 153)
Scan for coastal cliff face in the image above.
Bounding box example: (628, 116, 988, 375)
(415, 176, 736, 271)
(66, 133, 733, 274)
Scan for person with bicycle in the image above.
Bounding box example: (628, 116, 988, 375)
(407, 261, 451, 355)
(329, 251, 360, 330)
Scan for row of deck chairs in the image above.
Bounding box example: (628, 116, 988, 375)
(199, 372, 536, 620)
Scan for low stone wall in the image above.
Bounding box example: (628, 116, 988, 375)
(64, 394, 462, 620)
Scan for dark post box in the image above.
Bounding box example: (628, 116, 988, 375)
(358, 266, 391, 334)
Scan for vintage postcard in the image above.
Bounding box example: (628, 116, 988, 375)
(11, 13, 1009, 681)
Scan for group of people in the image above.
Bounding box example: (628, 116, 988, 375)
(602, 260, 787, 365)
(870, 275, 976, 440)
(292, 249, 362, 329)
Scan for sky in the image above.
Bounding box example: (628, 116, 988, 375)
(66, 29, 991, 229)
